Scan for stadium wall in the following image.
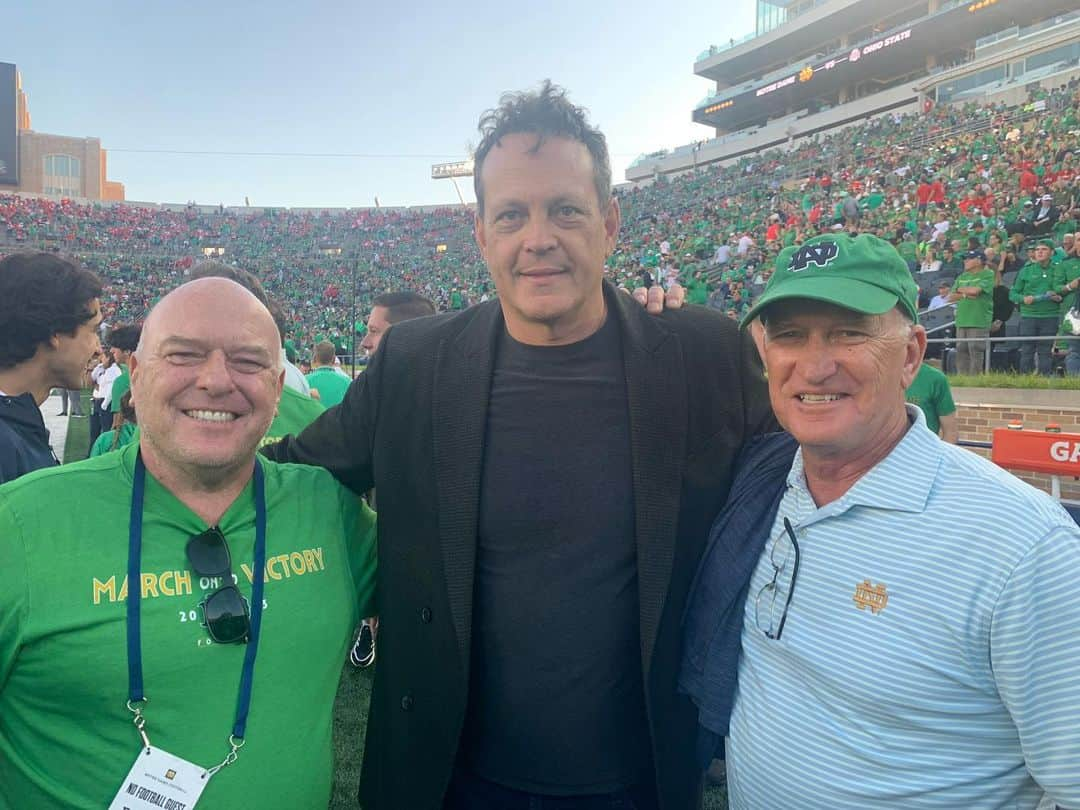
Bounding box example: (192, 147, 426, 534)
(626, 84, 919, 183)
(14, 131, 104, 199)
(955, 391, 1080, 502)
(950, 65, 1080, 108)
(0, 190, 472, 216)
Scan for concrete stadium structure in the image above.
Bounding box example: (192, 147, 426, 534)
(626, 0, 1080, 183)
(0, 62, 125, 201)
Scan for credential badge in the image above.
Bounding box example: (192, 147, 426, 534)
(788, 241, 839, 273)
(853, 579, 888, 614)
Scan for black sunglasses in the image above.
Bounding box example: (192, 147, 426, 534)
(186, 527, 250, 644)
(754, 517, 801, 641)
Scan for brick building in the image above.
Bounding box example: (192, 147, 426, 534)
(1, 62, 124, 201)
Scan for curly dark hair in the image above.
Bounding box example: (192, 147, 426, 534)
(472, 80, 611, 216)
(0, 252, 103, 369)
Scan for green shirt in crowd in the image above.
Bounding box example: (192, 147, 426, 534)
(263, 385, 326, 446)
(0, 443, 377, 809)
(110, 364, 130, 413)
(305, 366, 352, 408)
(89, 422, 139, 457)
(905, 364, 956, 436)
(897, 241, 918, 265)
(1009, 260, 1062, 318)
(951, 267, 995, 328)
(687, 279, 710, 305)
(1054, 256, 1080, 316)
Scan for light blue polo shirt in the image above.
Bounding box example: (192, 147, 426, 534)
(727, 406, 1080, 809)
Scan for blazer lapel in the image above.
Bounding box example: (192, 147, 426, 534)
(610, 287, 688, 679)
(431, 303, 500, 671)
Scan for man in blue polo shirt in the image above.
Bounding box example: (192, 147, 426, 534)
(682, 233, 1080, 809)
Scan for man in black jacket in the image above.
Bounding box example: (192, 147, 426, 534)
(0, 252, 102, 484)
(264, 81, 774, 810)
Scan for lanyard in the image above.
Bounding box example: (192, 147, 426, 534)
(126, 451, 268, 752)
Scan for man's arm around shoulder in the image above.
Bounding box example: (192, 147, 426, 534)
(661, 305, 777, 439)
(261, 332, 392, 496)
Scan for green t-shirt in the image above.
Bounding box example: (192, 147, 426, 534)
(1009, 261, 1061, 318)
(897, 241, 918, 264)
(1053, 256, 1080, 315)
(905, 364, 956, 436)
(951, 268, 995, 328)
(687, 279, 710, 305)
(305, 367, 352, 408)
(263, 385, 326, 445)
(110, 364, 130, 413)
(0, 443, 377, 809)
(89, 422, 138, 457)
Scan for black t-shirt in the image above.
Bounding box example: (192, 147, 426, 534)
(461, 313, 651, 795)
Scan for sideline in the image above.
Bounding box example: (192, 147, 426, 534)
(40, 392, 70, 463)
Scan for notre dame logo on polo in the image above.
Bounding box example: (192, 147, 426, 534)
(788, 241, 839, 273)
(853, 579, 888, 614)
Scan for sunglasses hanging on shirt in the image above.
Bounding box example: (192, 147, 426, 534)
(186, 527, 251, 644)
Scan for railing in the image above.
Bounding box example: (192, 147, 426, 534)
(1017, 8, 1080, 41)
(696, 32, 760, 64)
(925, 334, 1076, 374)
(975, 26, 1019, 50)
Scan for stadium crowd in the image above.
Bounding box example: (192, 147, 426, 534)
(1, 77, 1079, 810)
(2, 81, 1080, 368)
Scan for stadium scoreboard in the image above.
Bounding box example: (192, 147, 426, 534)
(697, 24, 918, 126)
(431, 160, 474, 179)
(694, 0, 1064, 131)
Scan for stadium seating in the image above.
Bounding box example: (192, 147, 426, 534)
(2, 80, 1079, 362)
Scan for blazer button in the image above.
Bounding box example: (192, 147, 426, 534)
(420, 607, 432, 623)
(400, 694, 414, 712)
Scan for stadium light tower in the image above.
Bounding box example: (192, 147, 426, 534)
(431, 159, 474, 205)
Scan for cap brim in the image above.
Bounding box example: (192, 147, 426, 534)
(741, 276, 901, 328)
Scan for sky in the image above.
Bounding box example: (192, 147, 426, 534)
(7, 0, 756, 209)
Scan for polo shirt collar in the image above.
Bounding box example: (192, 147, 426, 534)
(786, 404, 941, 519)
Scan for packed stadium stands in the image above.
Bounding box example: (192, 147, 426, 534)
(1, 79, 1079, 365)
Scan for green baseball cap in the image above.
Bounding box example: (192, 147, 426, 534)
(741, 233, 919, 327)
(1036, 238, 1056, 249)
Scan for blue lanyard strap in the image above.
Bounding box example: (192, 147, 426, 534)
(234, 459, 266, 739)
(127, 451, 266, 740)
(126, 455, 148, 702)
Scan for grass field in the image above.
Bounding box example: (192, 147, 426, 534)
(329, 663, 728, 809)
(948, 371, 1080, 389)
(61, 391, 92, 462)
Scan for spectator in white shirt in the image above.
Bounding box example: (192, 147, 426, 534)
(919, 248, 943, 274)
(929, 281, 954, 310)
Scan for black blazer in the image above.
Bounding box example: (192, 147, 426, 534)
(265, 282, 775, 809)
